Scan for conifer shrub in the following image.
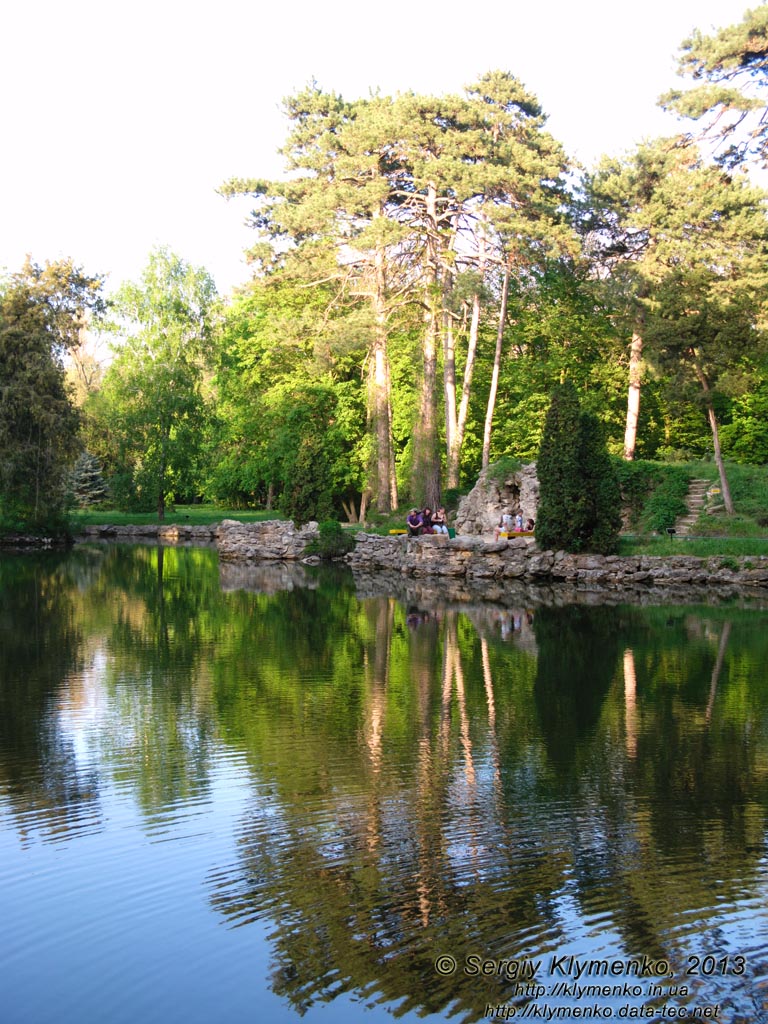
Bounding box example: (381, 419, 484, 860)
(535, 381, 622, 554)
(578, 412, 623, 554)
(535, 381, 584, 552)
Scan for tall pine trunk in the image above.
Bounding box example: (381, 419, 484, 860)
(443, 314, 457, 478)
(370, 239, 396, 513)
(446, 237, 485, 489)
(412, 183, 442, 509)
(623, 325, 643, 460)
(371, 322, 392, 513)
(482, 264, 510, 469)
(414, 308, 442, 509)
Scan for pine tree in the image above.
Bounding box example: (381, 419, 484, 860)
(70, 451, 109, 507)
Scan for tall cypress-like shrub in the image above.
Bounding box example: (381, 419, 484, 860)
(578, 412, 622, 554)
(535, 381, 585, 552)
(536, 382, 622, 554)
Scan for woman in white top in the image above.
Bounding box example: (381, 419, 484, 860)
(432, 507, 449, 535)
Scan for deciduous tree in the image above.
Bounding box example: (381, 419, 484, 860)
(89, 248, 217, 519)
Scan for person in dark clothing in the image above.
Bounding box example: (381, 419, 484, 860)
(406, 508, 423, 536)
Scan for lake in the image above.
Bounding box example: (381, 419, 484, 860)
(1, 543, 767, 1024)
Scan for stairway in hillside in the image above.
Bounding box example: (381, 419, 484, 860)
(674, 478, 712, 536)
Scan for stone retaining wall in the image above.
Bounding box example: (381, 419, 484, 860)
(215, 519, 319, 562)
(73, 520, 768, 594)
(347, 532, 768, 590)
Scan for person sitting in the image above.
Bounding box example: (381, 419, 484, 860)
(420, 508, 436, 534)
(494, 512, 514, 541)
(431, 506, 449, 535)
(514, 512, 524, 532)
(406, 508, 423, 537)
(525, 518, 535, 532)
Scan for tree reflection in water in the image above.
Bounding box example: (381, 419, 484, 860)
(206, 590, 768, 1021)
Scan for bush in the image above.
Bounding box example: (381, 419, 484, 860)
(535, 382, 621, 554)
(639, 470, 689, 534)
(535, 381, 584, 552)
(486, 456, 524, 483)
(305, 520, 356, 559)
(613, 459, 690, 533)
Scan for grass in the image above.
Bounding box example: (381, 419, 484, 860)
(68, 459, 768, 559)
(619, 535, 768, 558)
(70, 504, 285, 528)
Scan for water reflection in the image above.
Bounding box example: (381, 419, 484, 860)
(0, 546, 767, 1023)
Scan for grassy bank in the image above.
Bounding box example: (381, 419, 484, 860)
(71, 504, 284, 529)
(67, 457, 768, 558)
(618, 535, 768, 557)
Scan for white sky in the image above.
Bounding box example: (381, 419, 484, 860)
(0, 0, 755, 296)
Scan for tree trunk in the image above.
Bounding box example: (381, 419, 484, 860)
(157, 427, 168, 522)
(386, 351, 398, 511)
(692, 353, 735, 514)
(443, 315, 457, 478)
(447, 237, 484, 489)
(623, 326, 643, 460)
(414, 310, 442, 508)
(341, 498, 357, 523)
(371, 333, 392, 513)
(371, 245, 394, 513)
(413, 183, 442, 509)
(482, 264, 510, 469)
(359, 488, 370, 524)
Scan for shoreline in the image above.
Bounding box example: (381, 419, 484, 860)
(5, 521, 768, 594)
(346, 531, 768, 592)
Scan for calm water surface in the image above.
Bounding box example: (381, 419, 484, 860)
(1, 544, 768, 1024)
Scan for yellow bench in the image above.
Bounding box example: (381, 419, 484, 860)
(389, 529, 407, 535)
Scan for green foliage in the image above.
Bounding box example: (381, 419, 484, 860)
(612, 459, 690, 533)
(720, 382, 768, 464)
(441, 487, 466, 511)
(486, 455, 524, 482)
(662, 5, 768, 169)
(640, 472, 690, 534)
(536, 382, 622, 553)
(578, 413, 623, 553)
(86, 248, 217, 518)
(304, 520, 357, 559)
(272, 387, 340, 524)
(535, 381, 583, 551)
(0, 259, 102, 532)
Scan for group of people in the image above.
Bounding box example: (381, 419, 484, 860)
(405, 505, 534, 539)
(493, 512, 535, 541)
(406, 506, 449, 536)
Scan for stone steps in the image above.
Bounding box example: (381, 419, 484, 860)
(674, 479, 713, 535)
